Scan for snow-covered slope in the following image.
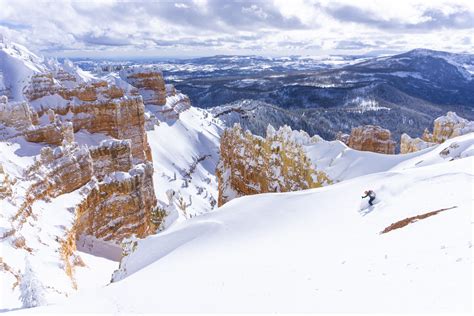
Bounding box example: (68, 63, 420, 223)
(354, 48, 474, 81)
(16, 133, 473, 313)
(0, 136, 121, 309)
(0, 97, 222, 311)
(147, 107, 224, 225)
(305, 133, 474, 182)
(403, 48, 474, 80)
(0, 38, 92, 101)
(0, 38, 225, 310)
(0, 39, 46, 100)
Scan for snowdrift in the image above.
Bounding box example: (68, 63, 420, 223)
(15, 133, 473, 313)
(305, 132, 474, 181)
(147, 106, 223, 224)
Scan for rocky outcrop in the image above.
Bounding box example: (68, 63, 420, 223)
(0, 39, 163, 307)
(25, 73, 59, 101)
(432, 112, 474, 143)
(58, 81, 125, 103)
(23, 79, 151, 162)
(400, 112, 474, 154)
(2, 69, 157, 243)
(347, 125, 396, 154)
(2, 138, 157, 302)
(336, 131, 350, 145)
(0, 98, 34, 131)
(217, 124, 331, 206)
(54, 68, 78, 86)
(4, 144, 94, 260)
(120, 67, 190, 120)
(120, 66, 166, 106)
(26, 144, 94, 200)
(27, 77, 122, 106)
(0, 164, 13, 199)
(74, 163, 157, 242)
(400, 133, 436, 154)
(9, 138, 158, 247)
(89, 140, 133, 181)
(158, 92, 191, 120)
(25, 120, 74, 145)
(421, 128, 434, 142)
(71, 95, 152, 162)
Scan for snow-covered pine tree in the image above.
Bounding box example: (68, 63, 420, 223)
(19, 258, 46, 308)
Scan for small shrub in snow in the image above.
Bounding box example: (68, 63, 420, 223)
(121, 235, 138, 258)
(177, 195, 187, 214)
(150, 206, 167, 228)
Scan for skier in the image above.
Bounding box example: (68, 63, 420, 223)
(362, 190, 376, 206)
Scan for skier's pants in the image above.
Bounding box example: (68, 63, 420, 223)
(369, 197, 375, 206)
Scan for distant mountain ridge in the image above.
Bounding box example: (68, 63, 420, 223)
(8, 43, 472, 145)
(158, 48, 474, 144)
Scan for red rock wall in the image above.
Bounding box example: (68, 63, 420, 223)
(217, 125, 331, 206)
(347, 125, 396, 154)
(74, 163, 157, 242)
(89, 140, 133, 181)
(121, 71, 166, 106)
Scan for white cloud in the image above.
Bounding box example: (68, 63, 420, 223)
(0, 0, 472, 57)
(175, 3, 190, 9)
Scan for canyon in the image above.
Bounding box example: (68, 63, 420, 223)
(1, 38, 473, 312)
(0, 40, 194, 306)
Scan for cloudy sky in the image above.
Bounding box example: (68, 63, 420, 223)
(0, 0, 473, 58)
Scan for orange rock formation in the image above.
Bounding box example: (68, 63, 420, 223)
(217, 124, 331, 206)
(347, 125, 396, 154)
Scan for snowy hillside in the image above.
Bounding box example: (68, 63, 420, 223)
(0, 38, 92, 101)
(0, 137, 120, 309)
(0, 39, 46, 100)
(0, 107, 223, 310)
(0, 38, 224, 310)
(147, 106, 223, 225)
(411, 48, 474, 80)
(305, 133, 474, 182)
(16, 133, 473, 313)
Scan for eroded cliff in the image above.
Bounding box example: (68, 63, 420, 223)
(0, 44, 162, 306)
(217, 124, 331, 206)
(347, 125, 396, 154)
(400, 112, 474, 154)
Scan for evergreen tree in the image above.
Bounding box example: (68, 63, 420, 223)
(19, 258, 46, 308)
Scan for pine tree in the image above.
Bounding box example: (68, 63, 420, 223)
(19, 258, 46, 308)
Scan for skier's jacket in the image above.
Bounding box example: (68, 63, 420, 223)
(362, 190, 376, 199)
